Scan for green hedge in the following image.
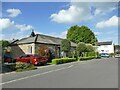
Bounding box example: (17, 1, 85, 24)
(78, 56, 95, 61)
(52, 58, 77, 64)
(78, 56, 101, 61)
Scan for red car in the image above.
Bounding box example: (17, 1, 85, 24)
(15, 54, 48, 65)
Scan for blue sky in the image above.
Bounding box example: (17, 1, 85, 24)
(1, 2, 119, 44)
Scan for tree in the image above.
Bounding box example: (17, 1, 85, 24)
(67, 25, 97, 45)
(0, 40, 10, 47)
(61, 39, 71, 57)
(86, 44, 94, 52)
(76, 42, 86, 57)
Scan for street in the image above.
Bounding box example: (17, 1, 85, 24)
(2, 58, 118, 88)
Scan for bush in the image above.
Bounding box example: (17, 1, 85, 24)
(52, 58, 77, 65)
(78, 56, 96, 61)
(6, 64, 16, 71)
(15, 62, 37, 72)
(85, 52, 97, 57)
(109, 53, 115, 57)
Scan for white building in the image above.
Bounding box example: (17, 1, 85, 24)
(96, 41, 114, 54)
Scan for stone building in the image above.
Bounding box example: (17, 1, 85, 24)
(9, 31, 77, 59)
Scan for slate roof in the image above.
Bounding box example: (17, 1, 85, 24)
(10, 34, 77, 47)
(97, 41, 112, 46)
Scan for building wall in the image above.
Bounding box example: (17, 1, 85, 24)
(35, 43, 60, 58)
(10, 43, 76, 59)
(11, 43, 35, 58)
(97, 44, 114, 54)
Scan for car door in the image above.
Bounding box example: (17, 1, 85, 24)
(20, 55, 28, 63)
(25, 55, 31, 63)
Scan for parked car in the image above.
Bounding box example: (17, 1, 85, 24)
(115, 54, 120, 58)
(14, 54, 48, 65)
(100, 53, 109, 58)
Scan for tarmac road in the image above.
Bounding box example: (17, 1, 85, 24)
(1, 58, 118, 88)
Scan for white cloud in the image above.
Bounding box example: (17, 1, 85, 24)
(50, 2, 117, 24)
(50, 4, 92, 24)
(43, 31, 67, 39)
(0, 18, 14, 30)
(94, 32, 102, 36)
(96, 16, 118, 28)
(6, 8, 22, 18)
(59, 31, 67, 38)
(15, 24, 34, 31)
(92, 2, 117, 15)
(94, 9, 102, 15)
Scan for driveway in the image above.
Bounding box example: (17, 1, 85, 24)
(1, 58, 118, 88)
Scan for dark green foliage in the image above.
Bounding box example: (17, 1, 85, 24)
(0, 40, 10, 47)
(76, 42, 86, 56)
(86, 44, 94, 52)
(67, 25, 97, 45)
(61, 39, 71, 52)
(6, 64, 16, 71)
(61, 39, 71, 57)
(15, 62, 37, 72)
(52, 58, 77, 64)
(85, 52, 96, 57)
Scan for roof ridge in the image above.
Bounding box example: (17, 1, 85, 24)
(36, 34, 63, 40)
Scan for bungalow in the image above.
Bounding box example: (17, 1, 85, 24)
(9, 31, 77, 59)
(96, 41, 114, 54)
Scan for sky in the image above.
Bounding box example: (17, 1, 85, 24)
(1, 2, 119, 45)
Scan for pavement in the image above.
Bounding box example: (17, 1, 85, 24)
(1, 58, 118, 88)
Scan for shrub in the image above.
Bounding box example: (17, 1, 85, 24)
(109, 53, 115, 57)
(6, 64, 16, 71)
(78, 56, 96, 61)
(15, 62, 37, 72)
(15, 62, 28, 70)
(52, 58, 76, 65)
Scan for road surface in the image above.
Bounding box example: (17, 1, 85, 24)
(1, 58, 118, 88)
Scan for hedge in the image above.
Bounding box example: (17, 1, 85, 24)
(52, 58, 77, 64)
(78, 56, 101, 61)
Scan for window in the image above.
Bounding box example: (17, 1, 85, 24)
(28, 46, 32, 54)
(101, 50, 104, 52)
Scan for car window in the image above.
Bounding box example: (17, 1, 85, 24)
(20, 56, 25, 58)
(20, 55, 29, 58)
(26, 55, 30, 57)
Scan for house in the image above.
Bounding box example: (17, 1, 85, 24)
(96, 41, 114, 54)
(9, 31, 77, 59)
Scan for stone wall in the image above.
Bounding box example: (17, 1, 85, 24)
(10, 43, 76, 59)
(11, 43, 35, 58)
(35, 43, 60, 58)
